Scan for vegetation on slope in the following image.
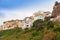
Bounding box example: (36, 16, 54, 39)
(0, 19, 60, 40)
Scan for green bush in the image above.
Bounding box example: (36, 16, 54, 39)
(42, 32, 56, 40)
(53, 27, 60, 32)
(56, 36, 60, 40)
(33, 19, 44, 30)
(16, 28, 22, 33)
(47, 21, 55, 29)
(32, 31, 39, 37)
(0, 31, 4, 37)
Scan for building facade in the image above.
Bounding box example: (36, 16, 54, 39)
(2, 20, 23, 30)
(22, 16, 34, 29)
(33, 11, 51, 21)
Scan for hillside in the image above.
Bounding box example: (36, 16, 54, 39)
(0, 27, 43, 40)
(0, 20, 60, 40)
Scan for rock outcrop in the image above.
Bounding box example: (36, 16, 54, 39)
(52, 1, 60, 17)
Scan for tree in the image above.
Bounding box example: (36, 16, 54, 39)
(33, 19, 44, 30)
(47, 21, 55, 29)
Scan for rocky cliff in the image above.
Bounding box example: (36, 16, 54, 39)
(52, 1, 60, 17)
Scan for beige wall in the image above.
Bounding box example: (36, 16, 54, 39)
(0, 26, 3, 31)
(3, 20, 23, 30)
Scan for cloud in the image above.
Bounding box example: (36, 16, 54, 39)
(0, 12, 5, 17)
(0, 0, 60, 25)
(0, 8, 35, 25)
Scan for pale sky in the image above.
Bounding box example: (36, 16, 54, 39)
(0, 0, 60, 25)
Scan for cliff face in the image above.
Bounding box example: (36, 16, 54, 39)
(52, 1, 60, 17)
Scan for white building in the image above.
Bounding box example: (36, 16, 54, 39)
(33, 11, 51, 21)
(22, 17, 34, 29)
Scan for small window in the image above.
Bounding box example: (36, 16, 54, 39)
(26, 25, 29, 27)
(8, 26, 11, 28)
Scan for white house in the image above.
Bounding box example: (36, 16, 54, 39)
(33, 11, 51, 21)
(22, 17, 34, 29)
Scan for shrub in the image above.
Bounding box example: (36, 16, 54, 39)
(47, 21, 55, 29)
(24, 28, 29, 30)
(33, 19, 44, 30)
(0, 31, 4, 37)
(53, 27, 60, 32)
(42, 32, 56, 40)
(56, 35, 60, 40)
(32, 31, 39, 37)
